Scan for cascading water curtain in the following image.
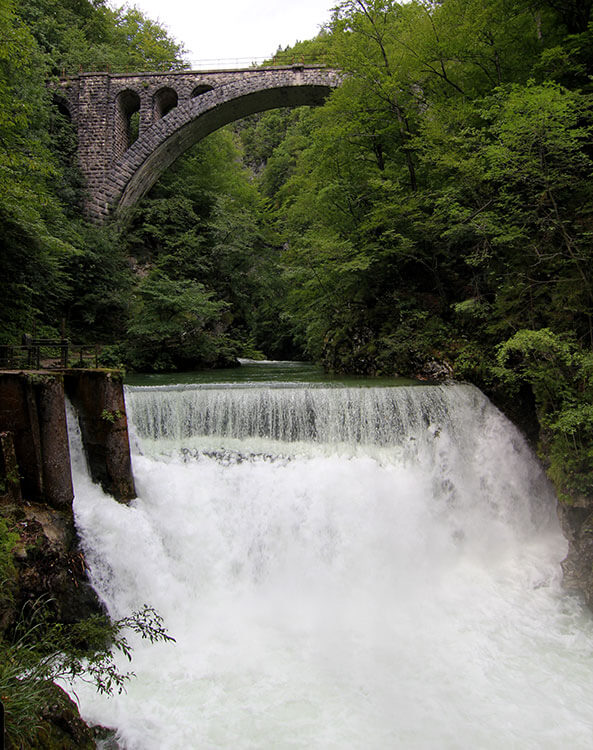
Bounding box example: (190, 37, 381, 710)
(67, 384, 593, 750)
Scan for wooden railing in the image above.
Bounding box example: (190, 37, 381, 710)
(0, 338, 103, 370)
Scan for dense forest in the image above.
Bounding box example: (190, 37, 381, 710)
(2, 0, 593, 742)
(2, 0, 592, 497)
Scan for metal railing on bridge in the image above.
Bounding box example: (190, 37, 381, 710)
(60, 53, 330, 76)
(182, 55, 327, 70)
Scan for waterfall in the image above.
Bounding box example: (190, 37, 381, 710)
(125, 383, 463, 445)
(67, 381, 593, 749)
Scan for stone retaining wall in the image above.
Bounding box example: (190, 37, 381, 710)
(0, 369, 135, 508)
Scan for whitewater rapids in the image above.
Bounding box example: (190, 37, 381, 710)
(67, 383, 593, 749)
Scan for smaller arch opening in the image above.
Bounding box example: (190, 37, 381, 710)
(115, 89, 141, 158)
(191, 84, 214, 98)
(153, 87, 178, 120)
(52, 94, 72, 121)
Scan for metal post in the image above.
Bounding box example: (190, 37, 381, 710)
(23, 334, 32, 368)
(1, 698, 5, 750)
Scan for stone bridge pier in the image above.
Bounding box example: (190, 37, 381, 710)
(56, 66, 341, 222)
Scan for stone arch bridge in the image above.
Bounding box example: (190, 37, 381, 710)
(56, 66, 341, 222)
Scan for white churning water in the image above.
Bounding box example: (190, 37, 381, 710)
(67, 383, 593, 749)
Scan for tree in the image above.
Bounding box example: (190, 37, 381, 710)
(125, 271, 229, 371)
(0, 0, 76, 343)
(17, 0, 186, 74)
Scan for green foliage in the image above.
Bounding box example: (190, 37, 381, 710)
(496, 329, 593, 498)
(0, 0, 185, 345)
(496, 329, 577, 406)
(0, 518, 19, 616)
(0, 601, 174, 748)
(124, 270, 232, 371)
(121, 128, 301, 367)
(266, 32, 333, 67)
(128, 272, 225, 340)
(61, 223, 134, 343)
(100, 408, 123, 424)
(253, 1, 593, 377)
(17, 0, 186, 75)
(3, 0, 593, 501)
(0, 519, 18, 576)
(0, 0, 78, 343)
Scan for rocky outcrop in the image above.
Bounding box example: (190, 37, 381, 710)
(5, 684, 95, 750)
(0, 501, 103, 750)
(557, 501, 593, 609)
(0, 367, 135, 744)
(11, 502, 102, 625)
(0, 367, 136, 625)
(487, 384, 593, 608)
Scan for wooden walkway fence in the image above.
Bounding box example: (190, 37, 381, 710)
(0, 336, 102, 370)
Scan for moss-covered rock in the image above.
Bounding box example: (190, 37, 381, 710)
(4, 683, 95, 750)
(11, 503, 103, 626)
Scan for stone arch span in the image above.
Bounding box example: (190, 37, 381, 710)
(116, 73, 337, 216)
(58, 67, 341, 222)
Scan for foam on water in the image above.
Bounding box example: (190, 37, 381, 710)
(67, 383, 593, 749)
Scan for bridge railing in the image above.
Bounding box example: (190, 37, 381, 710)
(183, 55, 330, 70)
(59, 54, 331, 76)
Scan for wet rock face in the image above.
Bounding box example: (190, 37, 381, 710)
(0, 367, 134, 626)
(1, 504, 104, 749)
(0, 430, 22, 504)
(557, 503, 593, 609)
(0, 368, 136, 744)
(15, 684, 96, 750)
(11, 503, 103, 626)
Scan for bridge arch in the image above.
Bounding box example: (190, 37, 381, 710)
(52, 93, 71, 120)
(115, 72, 337, 216)
(115, 89, 141, 157)
(191, 84, 214, 98)
(59, 67, 340, 222)
(153, 86, 178, 120)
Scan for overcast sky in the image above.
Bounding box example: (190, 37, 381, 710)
(124, 1, 336, 67)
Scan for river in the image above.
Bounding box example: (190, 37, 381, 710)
(67, 362, 593, 748)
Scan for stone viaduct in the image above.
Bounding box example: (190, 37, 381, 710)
(56, 66, 341, 222)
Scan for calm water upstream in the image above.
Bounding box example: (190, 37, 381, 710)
(66, 362, 593, 748)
